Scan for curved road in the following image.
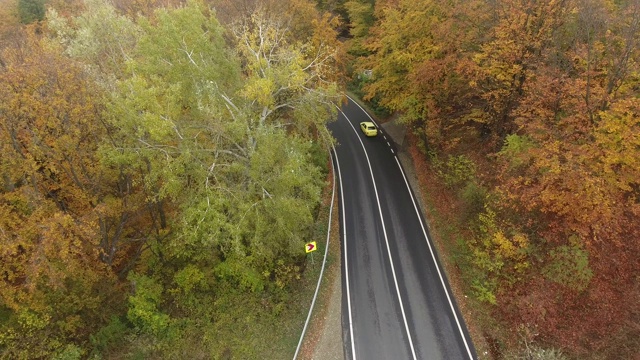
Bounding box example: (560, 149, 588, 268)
(330, 98, 477, 360)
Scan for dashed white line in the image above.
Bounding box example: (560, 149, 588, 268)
(340, 109, 418, 360)
(393, 157, 474, 359)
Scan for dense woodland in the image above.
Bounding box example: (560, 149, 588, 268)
(0, 0, 638, 359)
(347, 0, 640, 358)
(1, 0, 342, 358)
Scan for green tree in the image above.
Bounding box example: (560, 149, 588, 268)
(344, 0, 375, 55)
(103, 0, 339, 294)
(18, 0, 46, 24)
(46, 0, 142, 86)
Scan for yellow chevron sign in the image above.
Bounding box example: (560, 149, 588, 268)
(305, 241, 317, 253)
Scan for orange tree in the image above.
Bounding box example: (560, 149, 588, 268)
(0, 30, 124, 358)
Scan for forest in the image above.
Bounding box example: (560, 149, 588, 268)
(348, 0, 639, 358)
(0, 0, 638, 359)
(1, 0, 342, 358)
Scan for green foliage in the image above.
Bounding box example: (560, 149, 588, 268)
(0, 309, 54, 359)
(309, 140, 330, 174)
(430, 152, 477, 188)
(272, 259, 302, 290)
(232, 6, 341, 136)
(467, 206, 531, 304)
(52, 344, 84, 360)
(173, 265, 208, 295)
(345, 0, 374, 38)
(344, 0, 375, 56)
(499, 134, 535, 169)
(169, 265, 212, 311)
(471, 278, 497, 305)
(215, 260, 266, 293)
(47, 0, 142, 85)
(543, 237, 593, 292)
(460, 181, 488, 222)
(0, 306, 9, 324)
(89, 316, 128, 354)
(127, 273, 171, 335)
(18, 0, 45, 24)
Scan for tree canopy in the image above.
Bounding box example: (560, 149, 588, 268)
(356, 0, 640, 357)
(1, 0, 342, 357)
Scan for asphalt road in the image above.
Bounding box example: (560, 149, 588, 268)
(330, 98, 477, 360)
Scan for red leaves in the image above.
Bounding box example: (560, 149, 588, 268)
(362, 0, 640, 356)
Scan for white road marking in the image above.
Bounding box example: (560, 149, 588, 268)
(393, 155, 474, 359)
(347, 95, 378, 125)
(340, 109, 418, 360)
(293, 143, 337, 360)
(331, 132, 357, 360)
(340, 95, 474, 359)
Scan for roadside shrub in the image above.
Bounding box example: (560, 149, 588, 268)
(468, 207, 531, 304)
(90, 316, 128, 354)
(429, 152, 477, 188)
(460, 181, 488, 222)
(505, 326, 569, 360)
(542, 236, 593, 292)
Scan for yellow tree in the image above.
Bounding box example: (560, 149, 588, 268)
(360, 0, 446, 118)
(493, 1, 640, 351)
(0, 31, 122, 358)
(359, 0, 492, 149)
(470, 0, 568, 142)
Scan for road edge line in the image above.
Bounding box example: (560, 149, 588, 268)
(340, 107, 418, 360)
(292, 140, 337, 360)
(393, 156, 476, 359)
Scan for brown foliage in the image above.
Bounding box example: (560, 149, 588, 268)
(0, 30, 124, 356)
(0, 28, 167, 356)
(359, 0, 640, 357)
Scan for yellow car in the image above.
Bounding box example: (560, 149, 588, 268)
(360, 121, 378, 137)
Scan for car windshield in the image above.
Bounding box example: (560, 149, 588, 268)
(367, 126, 375, 130)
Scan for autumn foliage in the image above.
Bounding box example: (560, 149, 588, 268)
(1, 0, 343, 358)
(354, 0, 640, 357)
(2, 0, 639, 357)
(0, 29, 122, 357)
